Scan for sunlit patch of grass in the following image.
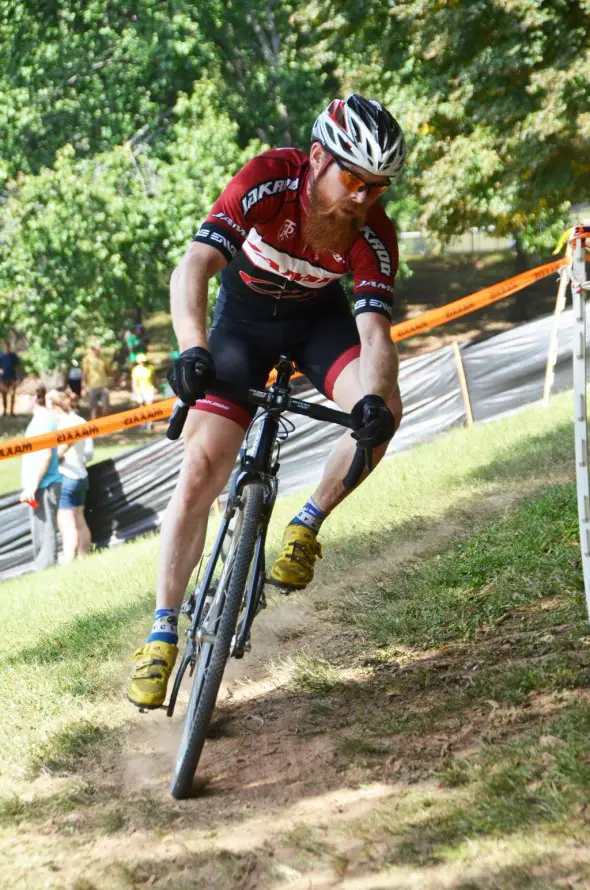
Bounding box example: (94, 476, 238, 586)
(282, 822, 333, 858)
(283, 651, 340, 694)
(28, 720, 121, 777)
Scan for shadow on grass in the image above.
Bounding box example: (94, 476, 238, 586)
(391, 701, 590, 869)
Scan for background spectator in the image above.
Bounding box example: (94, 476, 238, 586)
(0, 338, 21, 416)
(81, 341, 111, 419)
(131, 353, 157, 407)
(66, 358, 83, 397)
(125, 326, 142, 365)
(47, 389, 93, 563)
(20, 384, 62, 571)
(131, 352, 157, 430)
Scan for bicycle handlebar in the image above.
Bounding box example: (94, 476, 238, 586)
(167, 401, 191, 442)
(166, 380, 372, 489)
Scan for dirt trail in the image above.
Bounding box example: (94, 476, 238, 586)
(119, 490, 514, 801)
(110, 490, 526, 848)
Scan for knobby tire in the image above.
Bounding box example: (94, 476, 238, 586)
(170, 481, 265, 799)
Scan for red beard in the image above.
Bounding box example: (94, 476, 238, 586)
(303, 183, 367, 254)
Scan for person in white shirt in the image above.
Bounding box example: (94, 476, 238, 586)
(47, 389, 94, 563)
(20, 384, 62, 571)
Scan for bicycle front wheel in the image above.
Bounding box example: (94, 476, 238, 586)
(171, 481, 265, 799)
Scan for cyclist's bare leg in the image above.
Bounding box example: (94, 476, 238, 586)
(312, 358, 402, 514)
(156, 410, 245, 610)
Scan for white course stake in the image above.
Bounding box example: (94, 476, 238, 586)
(571, 224, 590, 619)
(543, 262, 570, 406)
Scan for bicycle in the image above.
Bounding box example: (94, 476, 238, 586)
(164, 357, 372, 799)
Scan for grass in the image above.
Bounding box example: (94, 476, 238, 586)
(0, 534, 159, 776)
(0, 387, 588, 889)
(337, 483, 582, 649)
(282, 652, 341, 694)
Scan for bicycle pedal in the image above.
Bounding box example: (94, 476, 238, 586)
(265, 576, 293, 596)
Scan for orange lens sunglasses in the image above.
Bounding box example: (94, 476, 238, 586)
(332, 156, 389, 197)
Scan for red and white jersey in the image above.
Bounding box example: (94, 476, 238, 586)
(193, 148, 398, 319)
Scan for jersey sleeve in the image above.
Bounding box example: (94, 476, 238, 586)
(192, 152, 301, 263)
(350, 207, 399, 322)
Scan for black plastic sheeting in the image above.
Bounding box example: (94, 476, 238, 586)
(0, 308, 580, 581)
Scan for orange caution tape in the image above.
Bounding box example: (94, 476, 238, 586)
(0, 258, 565, 462)
(389, 259, 564, 342)
(0, 400, 175, 462)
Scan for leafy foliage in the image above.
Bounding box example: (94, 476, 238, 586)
(0, 0, 587, 368)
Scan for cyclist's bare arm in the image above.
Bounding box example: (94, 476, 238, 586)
(356, 312, 400, 402)
(170, 243, 227, 351)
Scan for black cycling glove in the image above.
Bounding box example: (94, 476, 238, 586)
(350, 394, 396, 449)
(167, 346, 216, 405)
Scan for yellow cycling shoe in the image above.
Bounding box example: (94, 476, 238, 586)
(269, 523, 322, 591)
(127, 640, 178, 709)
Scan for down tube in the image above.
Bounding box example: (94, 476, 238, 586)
(190, 512, 231, 633)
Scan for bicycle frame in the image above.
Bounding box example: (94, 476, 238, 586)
(166, 357, 362, 718)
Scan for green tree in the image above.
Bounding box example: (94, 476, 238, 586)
(389, 0, 590, 253)
(0, 0, 215, 179)
(0, 144, 164, 369)
(155, 80, 263, 319)
(0, 82, 261, 368)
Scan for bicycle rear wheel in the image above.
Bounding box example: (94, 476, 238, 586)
(170, 481, 265, 799)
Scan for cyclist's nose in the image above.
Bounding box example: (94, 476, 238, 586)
(351, 189, 369, 204)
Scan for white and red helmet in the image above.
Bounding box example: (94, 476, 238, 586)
(312, 94, 406, 180)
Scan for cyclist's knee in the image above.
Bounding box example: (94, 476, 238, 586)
(179, 449, 227, 503)
(179, 427, 240, 504)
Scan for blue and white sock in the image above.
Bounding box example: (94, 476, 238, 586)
(147, 608, 179, 645)
(290, 497, 327, 534)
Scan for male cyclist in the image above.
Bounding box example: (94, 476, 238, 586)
(128, 95, 405, 709)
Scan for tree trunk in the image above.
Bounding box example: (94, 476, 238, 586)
(509, 232, 532, 322)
